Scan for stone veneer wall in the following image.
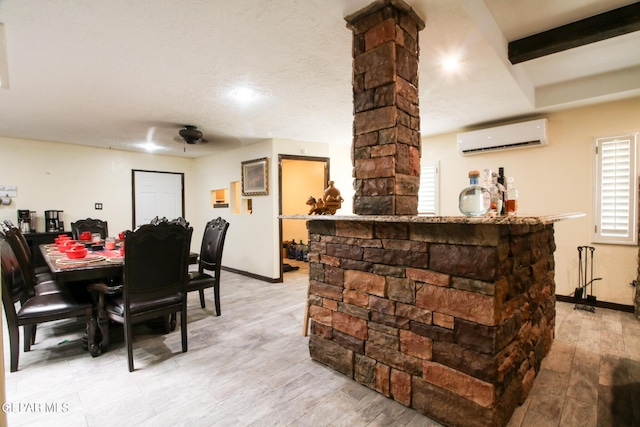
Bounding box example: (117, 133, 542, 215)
(347, 0, 424, 215)
(307, 219, 556, 427)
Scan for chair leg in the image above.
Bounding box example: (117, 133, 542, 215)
(8, 323, 20, 372)
(23, 325, 34, 352)
(163, 314, 177, 332)
(125, 320, 134, 372)
(213, 282, 221, 316)
(181, 308, 187, 353)
(198, 290, 205, 308)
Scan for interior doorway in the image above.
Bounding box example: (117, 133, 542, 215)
(278, 154, 329, 281)
(132, 170, 185, 229)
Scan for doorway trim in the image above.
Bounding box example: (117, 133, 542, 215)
(278, 154, 330, 282)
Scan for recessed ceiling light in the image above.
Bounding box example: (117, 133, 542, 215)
(442, 54, 461, 72)
(228, 86, 261, 105)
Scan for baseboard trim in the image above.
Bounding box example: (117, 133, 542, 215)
(556, 294, 634, 313)
(221, 266, 281, 283)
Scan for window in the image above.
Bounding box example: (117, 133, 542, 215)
(418, 161, 439, 215)
(593, 133, 638, 245)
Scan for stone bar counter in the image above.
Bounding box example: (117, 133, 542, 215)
(283, 213, 584, 427)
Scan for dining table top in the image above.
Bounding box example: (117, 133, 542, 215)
(40, 242, 199, 284)
(40, 241, 124, 283)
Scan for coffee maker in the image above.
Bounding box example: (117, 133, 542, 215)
(17, 210, 32, 233)
(44, 210, 63, 232)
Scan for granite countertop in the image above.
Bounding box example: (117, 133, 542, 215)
(279, 212, 586, 225)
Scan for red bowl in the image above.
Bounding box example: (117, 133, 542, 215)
(66, 247, 88, 259)
(54, 236, 71, 244)
(57, 241, 77, 252)
(64, 243, 85, 253)
(79, 232, 92, 241)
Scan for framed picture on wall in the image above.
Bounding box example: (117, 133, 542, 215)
(242, 157, 269, 196)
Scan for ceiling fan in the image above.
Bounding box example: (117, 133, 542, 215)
(177, 125, 208, 145)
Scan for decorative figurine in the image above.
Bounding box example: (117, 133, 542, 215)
(306, 196, 329, 215)
(306, 181, 343, 215)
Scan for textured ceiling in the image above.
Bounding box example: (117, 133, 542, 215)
(0, 0, 638, 158)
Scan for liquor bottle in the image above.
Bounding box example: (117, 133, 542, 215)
(459, 170, 491, 216)
(497, 167, 506, 215)
(489, 171, 502, 215)
(505, 177, 518, 215)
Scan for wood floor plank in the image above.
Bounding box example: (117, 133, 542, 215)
(3, 268, 640, 426)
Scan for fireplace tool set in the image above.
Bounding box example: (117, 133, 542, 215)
(573, 245, 602, 313)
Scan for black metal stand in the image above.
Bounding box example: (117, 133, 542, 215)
(574, 246, 602, 313)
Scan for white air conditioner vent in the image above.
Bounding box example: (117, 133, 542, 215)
(457, 118, 548, 156)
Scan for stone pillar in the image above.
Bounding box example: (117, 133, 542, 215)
(346, 0, 425, 215)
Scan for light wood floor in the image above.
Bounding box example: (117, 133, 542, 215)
(3, 262, 640, 426)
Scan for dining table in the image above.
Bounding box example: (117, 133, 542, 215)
(40, 240, 126, 356)
(40, 241, 199, 356)
(40, 241, 124, 283)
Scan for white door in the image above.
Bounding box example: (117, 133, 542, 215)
(133, 170, 184, 228)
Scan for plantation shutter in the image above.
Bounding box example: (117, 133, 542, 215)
(593, 133, 638, 245)
(418, 161, 439, 215)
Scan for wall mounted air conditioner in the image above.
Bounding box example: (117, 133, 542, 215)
(457, 118, 548, 156)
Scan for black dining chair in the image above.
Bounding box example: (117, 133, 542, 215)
(91, 220, 193, 371)
(187, 217, 230, 316)
(1, 226, 69, 345)
(0, 234, 94, 372)
(2, 226, 59, 292)
(148, 216, 189, 228)
(71, 218, 109, 240)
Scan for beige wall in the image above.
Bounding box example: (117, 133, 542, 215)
(421, 96, 640, 306)
(191, 138, 352, 279)
(0, 136, 352, 281)
(328, 143, 354, 215)
(0, 137, 196, 246)
(1, 95, 637, 301)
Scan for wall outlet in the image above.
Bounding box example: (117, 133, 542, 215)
(95, 203, 103, 210)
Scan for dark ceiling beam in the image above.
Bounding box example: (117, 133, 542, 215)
(509, 2, 640, 64)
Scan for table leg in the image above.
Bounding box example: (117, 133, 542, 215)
(98, 317, 109, 351)
(87, 316, 101, 357)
